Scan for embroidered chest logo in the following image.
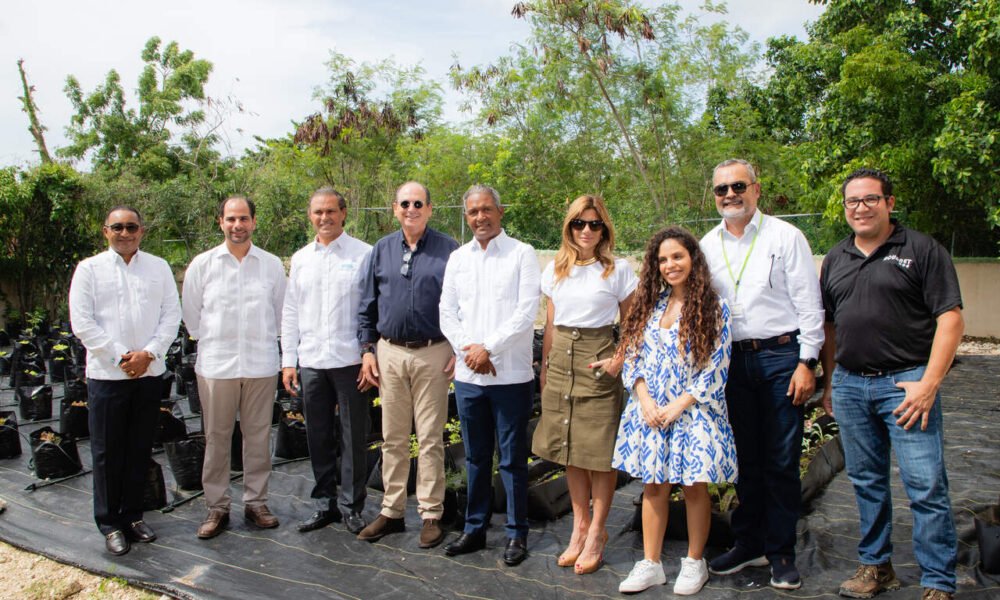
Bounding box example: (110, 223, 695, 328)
(883, 254, 914, 270)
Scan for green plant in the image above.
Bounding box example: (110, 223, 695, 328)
(445, 466, 467, 491)
(708, 483, 738, 513)
(444, 417, 462, 445)
(408, 434, 420, 458)
(372, 396, 381, 408)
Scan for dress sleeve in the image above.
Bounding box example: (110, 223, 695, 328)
(683, 298, 732, 408)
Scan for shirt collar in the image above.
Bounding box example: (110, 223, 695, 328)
(213, 242, 260, 261)
(106, 247, 142, 267)
(312, 233, 348, 253)
(470, 230, 509, 254)
(717, 210, 764, 240)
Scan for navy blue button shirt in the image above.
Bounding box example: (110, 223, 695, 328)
(358, 227, 459, 344)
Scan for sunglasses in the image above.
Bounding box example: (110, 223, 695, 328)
(569, 219, 605, 232)
(400, 248, 413, 278)
(712, 181, 750, 197)
(105, 223, 141, 234)
(397, 200, 425, 210)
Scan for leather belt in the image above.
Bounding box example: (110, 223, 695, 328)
(733, 330, 799, 352)
(383, 336, 446, 349)
(848, 365, 921, 378)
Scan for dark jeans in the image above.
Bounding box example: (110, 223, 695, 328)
(299, 365, 369, 514)
(726, 342, 803, 560)
(88, 376, 161, 535)
(454, 380, 532, 539)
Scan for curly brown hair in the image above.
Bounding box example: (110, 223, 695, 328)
(619, 227, 722, 369)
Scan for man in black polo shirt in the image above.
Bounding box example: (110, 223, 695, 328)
(820, 168, 963, 600)
(356, 181, 459, 549)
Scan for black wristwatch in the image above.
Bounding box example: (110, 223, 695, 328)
(360, 342, 376, 357)
(799, 358, 818, 370)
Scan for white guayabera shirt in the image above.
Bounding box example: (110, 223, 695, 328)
(182, 243, 287, 379)
(439, 231, 541, 386)
(69, 249, 181, 380)
(280, 233, 372, 370)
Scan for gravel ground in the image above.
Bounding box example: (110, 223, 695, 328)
(0, 337, 995, 599)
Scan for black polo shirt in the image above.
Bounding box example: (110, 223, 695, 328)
(820, 221, 962, 372)
(357, 226, 459, 344)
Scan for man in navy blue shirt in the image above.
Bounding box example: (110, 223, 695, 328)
(356, 181, 459, 549)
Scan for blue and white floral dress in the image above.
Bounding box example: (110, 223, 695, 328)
(612, 291, 738, 485)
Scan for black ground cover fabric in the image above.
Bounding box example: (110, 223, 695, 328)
(0, 355, 997, 599)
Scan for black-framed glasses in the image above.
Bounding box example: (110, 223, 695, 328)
(400, 248, 413, 278)
(843, 194, 887, 209)
(104, 223, 141, 234)
(712, 181, 750, 197)
(569, 219, 605, 232)
(397, 200, 425, 210)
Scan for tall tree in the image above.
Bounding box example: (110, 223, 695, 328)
(16, 59, 52, 164)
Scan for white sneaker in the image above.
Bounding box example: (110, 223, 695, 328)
(673, 557, 709, 595)
(619, 559, 666, 593)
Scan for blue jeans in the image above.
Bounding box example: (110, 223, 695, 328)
(831, 365, 956, 593)
(726, 342, 803, 560)
(454, 380, 532, 539)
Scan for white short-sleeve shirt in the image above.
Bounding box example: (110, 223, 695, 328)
(542, 258, 637, 327)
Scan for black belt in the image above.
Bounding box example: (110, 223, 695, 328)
(383, 336, 446, 349)
(733, 330, 799, 352)
(847, 365, 921, 378)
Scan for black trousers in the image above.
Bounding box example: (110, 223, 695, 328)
(87, 376, 161, 535)
(299, 365, 370, 514)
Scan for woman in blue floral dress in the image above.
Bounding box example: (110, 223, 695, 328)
(612, 227, 738, 596)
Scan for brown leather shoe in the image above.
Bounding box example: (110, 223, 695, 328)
(921, 589, 954, 600)
(197, 509, 230, 539)
(839, 562, 900, 598)
(419, 518, 444, 548)
(244, 504, 279, 529)
(357, 514, 405, 542)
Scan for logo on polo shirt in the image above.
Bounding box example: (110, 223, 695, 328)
(883, 254, 913, 269)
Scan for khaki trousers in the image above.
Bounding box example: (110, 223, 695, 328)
(376, 339, 452, 520)
(197, 375, 278, 510)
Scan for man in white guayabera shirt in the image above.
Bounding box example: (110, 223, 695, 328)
(182, 196, 287, 540)
(69, 206, 181, 556)
(281, 187, 373, 535)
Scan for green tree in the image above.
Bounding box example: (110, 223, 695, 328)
(721, 0, 1000, 255)
(58, 37, 215, 181)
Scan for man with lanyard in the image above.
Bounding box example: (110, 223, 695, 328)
(356, 181, 459, 548)
(439, 185, 540, 565)
(183, 196, 287, 539)
(69, 206, 181, 555)
(281, 187, 373, 535)
(701, 159, 824, 589)
(820, 168, 962, 600)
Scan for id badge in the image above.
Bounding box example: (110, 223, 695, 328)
(731, 302, 745, 318)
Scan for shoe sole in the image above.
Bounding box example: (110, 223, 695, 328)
(244, 517, 279, 529)
(357, 525, 405, 542)
(674, 576, 709, 595)
(418, 534, 445, 549)
(197, 516, 230, 539)
(619, 577, 667, 594)
(770, 577, 803, 590)
(838, 581, 901, 599)
(709, 556, 769, 575)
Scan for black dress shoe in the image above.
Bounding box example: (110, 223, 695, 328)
(343, 512, 367, 535)
(128, 520, 157, 543)
(297, 510, 341, 533)
(503, 537, 528, 566)
(105, 530, 130, 556)
(444, 532, 486, 556)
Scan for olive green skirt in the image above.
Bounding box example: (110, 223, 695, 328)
(531, 325, 624, 472)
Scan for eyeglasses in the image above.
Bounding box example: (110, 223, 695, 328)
(843, 194, 887, 209)
(397, 200, 425, 210)
(104, 223, 141, 234)
(712, 181, 750, 197)
(400, 248, 413, 278)
(569, 219, 605, 232)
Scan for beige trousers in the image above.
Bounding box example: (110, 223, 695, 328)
(376, 339, 452, 520)
(197, 375, 278, 510)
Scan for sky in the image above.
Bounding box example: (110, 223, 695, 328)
(1, 0, 825, 167)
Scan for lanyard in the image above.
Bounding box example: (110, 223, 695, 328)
(720, 212, 762, 298)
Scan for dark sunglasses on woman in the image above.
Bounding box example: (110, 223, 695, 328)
(570, 219, 605, 232)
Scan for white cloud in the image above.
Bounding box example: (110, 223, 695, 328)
(0, 0, 821, 166)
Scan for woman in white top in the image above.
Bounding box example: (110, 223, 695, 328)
(531, 195, 637, 574)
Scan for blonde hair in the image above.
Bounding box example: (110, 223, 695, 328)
(553, 195, 617, 283)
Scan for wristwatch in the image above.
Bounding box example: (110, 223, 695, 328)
(799, 358, 818, 370)
(360, 342, 376, 357)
